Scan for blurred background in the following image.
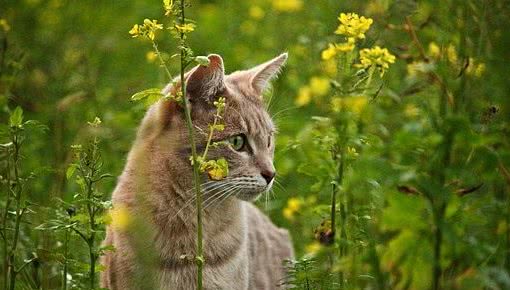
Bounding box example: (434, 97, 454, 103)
(1, 0, 510, 289)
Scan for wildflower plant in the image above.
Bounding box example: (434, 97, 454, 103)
(0, 108, 43, 290)
(289, 11, 396, 288)
(127, 1, 230, 288)
(64, 118, 112, 289)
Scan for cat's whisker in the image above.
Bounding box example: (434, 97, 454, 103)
(274, 179, 287, 194)
(202, 180, 256, 210)
(193, 182, 245, 214)
(203, 185, 241, 210)
(271, 106, 297, 121)
(170, 181, 234, 222)
(205, 186, 242, 210)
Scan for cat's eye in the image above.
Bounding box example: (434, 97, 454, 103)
(228, 134, 246, 151)
(267, 136, 271, 148)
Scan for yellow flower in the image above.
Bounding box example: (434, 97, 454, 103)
(295, 86, 312, 106)
(335, 13, 373, 40)
(336, 38, 356, 52)
(305, 241, 322, 256)
(110, 205, 130, 230)
(332, 96, 368, 114)
(357, 46, 396, 76)
(249, 6, 265, 20)
(447, 44, 458, 64)
(272, 0, 303, 12)
(347, 146, 359, 157)
(321, 44, 338, 60)
(129, 24, 140, 37)
(466, 58, 486, 78)
(174, 23, 196, 34)
(283, 197, 302, 221)
(163, 0, 173, 16)
(129, 19, 163, 40)
(404, 104, 420, 117)
(146, 51, 158, 63)
(428, 42, 441, 59)
(309, 77, 330, 97)
(200, 158, 229, 181)
(474, 63, 486, 77)
(321, 39, 355, 61)
(0, 19, 10, 32)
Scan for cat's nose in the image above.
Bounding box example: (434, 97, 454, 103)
(261, 170, 275, 184)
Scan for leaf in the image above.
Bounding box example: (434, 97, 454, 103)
(194, 56, 210, 66)
(131, 88, 163, 102)
(9, 106, 23, 127)
(66, 164, 77, 180)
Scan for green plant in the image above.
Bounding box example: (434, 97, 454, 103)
(62, 118, 112, 289)
(1, 107, 41, 290)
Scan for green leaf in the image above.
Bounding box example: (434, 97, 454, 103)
(131, 88, 163, 102)
(9, 106, 23, 127)
(195, 56, 210, 66)
(66, 164, 77, 180)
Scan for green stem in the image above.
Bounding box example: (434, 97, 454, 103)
(506, 189, 510, 270)
(177, 1, 204, 289)
(432, 203, 445, 290)
(201, 111, 221, 160)
(330, 184, 336, 242)
(62, 228, 69, 290)
(2, 147, 12, 290)
(336, 144, 347, 286)
(8, 132, 23, 290)
(152, 41, 173, 81)
(86, 166, 97, 289)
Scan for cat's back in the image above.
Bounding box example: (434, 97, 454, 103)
(244, 201, 294, 289)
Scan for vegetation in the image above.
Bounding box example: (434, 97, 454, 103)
(1, 0, 510, 289)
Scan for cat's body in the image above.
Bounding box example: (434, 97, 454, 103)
(100, 53, 293, 290)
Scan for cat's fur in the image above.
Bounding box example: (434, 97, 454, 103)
(100, 53, 294, 290)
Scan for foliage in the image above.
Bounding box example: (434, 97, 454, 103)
(1, 0, 510, 289)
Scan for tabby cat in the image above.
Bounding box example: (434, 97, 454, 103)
(100, 53, 293, 290)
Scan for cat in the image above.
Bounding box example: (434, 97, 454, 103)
(100, 53, 294, 290)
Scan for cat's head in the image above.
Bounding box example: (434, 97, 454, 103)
(140, 53, 287, 202)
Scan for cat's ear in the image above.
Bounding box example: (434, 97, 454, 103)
(247, 53, 288, 95)
(186, 54, 225, 101)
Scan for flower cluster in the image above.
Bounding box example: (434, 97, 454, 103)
(129, 19, 163, 41)
(357, 46, 396, 76)
(335, 13, 373, 40)
(199, 158, 229, 181)
(321, 13, 373, 60)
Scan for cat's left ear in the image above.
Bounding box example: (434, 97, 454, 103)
(247, 53, 288, 95)
(186, 54, 225, 102)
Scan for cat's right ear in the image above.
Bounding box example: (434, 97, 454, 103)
(185, 54, 225, 103)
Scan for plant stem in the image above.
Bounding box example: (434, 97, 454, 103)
(177, 1, 204, 288)
(8, 131, 23, 290)
(2, 144, 12, 290)
(152, 41, 173, 80)
(432, 203, 445, 290)
(62, 228, 69, 290)
(87, 142, 98, 289)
